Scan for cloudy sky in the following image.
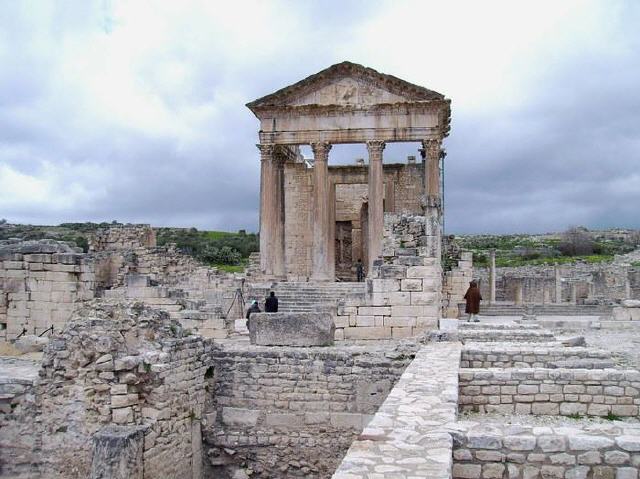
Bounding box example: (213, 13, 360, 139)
(1, 0, 638, 234)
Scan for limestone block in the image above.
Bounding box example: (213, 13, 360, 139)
(343, 326, 392, 340)
(358, 306, 391, 316)
(112, 407, 134, 424)
(90, 425, 145, 479)
(384, 316, 416, 327)
(249, 312, 334, 346)
(371, 279, 400, 292)
(401, 279, 422, 291)
(265, 413, 303, 428)
(330, 412, 363, 429)
(355, 315, 375, 327)
(221, 407, 260, 426)
(410, 292, 438, 305)
(14, 335, 49, 353)
(391, 327, 413, 338)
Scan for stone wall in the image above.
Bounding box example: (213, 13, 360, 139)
(459, 368, 640, 416)
(451, 421, 640, 479)
(282, 160, 425, 281)
(0, 301, 209, 479)
(333, 214, 441, 340)
(0, 241, 96, 341)
(461, 345, 613, 369)
(89, 224, 156, 252)
(203, 341, 417, 478)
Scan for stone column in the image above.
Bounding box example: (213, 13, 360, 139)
(423, 139, 441, 210)
(311, 142, 333, 281)
(366, 140, 385, 274)
(514, 280, 523, 305)
(570, 282, 577, 304)
(625, 275, 632, 299)
(489, 249, 496, 304)
(554, 265, 562, 303)
(258, 144, 284, 277)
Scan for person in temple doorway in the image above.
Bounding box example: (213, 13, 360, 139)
(265, 291, 279, 313)
(356, 259, 365, 282)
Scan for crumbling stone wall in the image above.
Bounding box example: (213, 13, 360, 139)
(459, 368, 640, 416)
(461, 345, 613, 369)
(203, 342, 417, 478)
(0, 302, 209, 478)
(0, 240, 95, 341)
(443, 251, 473, 318)
(89, 224, 156, 252)
(334, 214, 441, 340)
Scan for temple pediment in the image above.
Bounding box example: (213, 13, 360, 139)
(247, 61, 445, 111)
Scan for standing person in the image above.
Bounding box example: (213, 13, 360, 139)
(246, 300, 261, 329)
(355, 259, 365, 282)
(463, 280, 482, 322)
(265, 291, 278, 313)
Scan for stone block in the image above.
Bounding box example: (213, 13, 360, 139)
(249, 312, 334, 346)
(90, 425, 145, 479)
(452, 463, 481, 478)
(265, 413, 303, 428)
(112, 407, 134, 424)
(355, 315, 375, 327)
(343, 326, 392, 340)
(391, 327, 413, 338)
(222, 407, 260, 426)
(330, 412, 363, 429)
(410, 291, 438, 305)
(401, 279, 422, 291)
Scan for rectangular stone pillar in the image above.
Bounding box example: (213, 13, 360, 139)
(570, 282, 577, 304)
(366, 140, 385, 274)
(422, 139, 442, 259)
(258, 144, 285, 278)
(514, 280, 523, 305)
(311, 142, 333, 281)
(489, 249, 496, 304)
(554, 265, 562, 303)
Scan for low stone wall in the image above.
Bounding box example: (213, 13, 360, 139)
(461, 346, 613, 369)
(459, 368, 640, 416)
(204, 342, 418, 478)
(334, 214, 442, 340)
(459, 329, 556, 343)
(451, 421, 640, 479)
(333, 342, 462, 478)
(443, 251, 474, 318)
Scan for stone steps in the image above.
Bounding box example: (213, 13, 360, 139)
(473, 303, 613, 317)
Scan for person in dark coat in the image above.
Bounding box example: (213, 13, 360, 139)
(355, 259, 365, 282)
(246, 300, 261, 329)
(265, 291, 278, 313)
(463, 280, 482, 322)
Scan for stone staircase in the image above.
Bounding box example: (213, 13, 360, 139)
(462, 302, 613, 317)
(270, 282, 367, 313)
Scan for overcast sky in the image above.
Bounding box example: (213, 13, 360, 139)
(1, 0, 639, 234)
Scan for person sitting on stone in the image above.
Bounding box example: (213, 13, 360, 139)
(355, 259, 365, 282)
(463, 280, 482, 322)
(246, 300, 261, 329)
(265, 291, 278, 313)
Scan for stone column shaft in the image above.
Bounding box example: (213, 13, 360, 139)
(311, 142, 333, 281)
(554, 265, 562, 303)
(514, 280, 523, 305)
(489, 249, 496, 304)
(367, 140, 385, 274)
(423, 139, 441, 209)
(258, 144, 285, 278)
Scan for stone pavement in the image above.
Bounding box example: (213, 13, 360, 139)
(332, 342, 461, 478)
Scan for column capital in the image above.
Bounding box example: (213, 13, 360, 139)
(422, 138, 441, 159)
(366, 140, 386, 155)
(257, 143, 276, 159)
(310, 141, 332, 160)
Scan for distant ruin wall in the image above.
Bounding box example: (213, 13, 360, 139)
(89, 225, 156, 252)
(203, 343, 417, 478)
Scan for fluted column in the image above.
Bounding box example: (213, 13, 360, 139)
(311, 142, 333, 281)
(257, 144, 284, 278)
(367, 140, 385, 274)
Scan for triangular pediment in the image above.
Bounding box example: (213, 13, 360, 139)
(247, 61, 445, 111)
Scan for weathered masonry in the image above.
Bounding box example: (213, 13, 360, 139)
(247, 61, 451, 281)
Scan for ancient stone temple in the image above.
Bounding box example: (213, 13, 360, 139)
(247, 61, 451, 281)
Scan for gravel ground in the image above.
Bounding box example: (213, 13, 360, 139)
(459, 411, 640, 428)
(579, 329, 640, 370)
